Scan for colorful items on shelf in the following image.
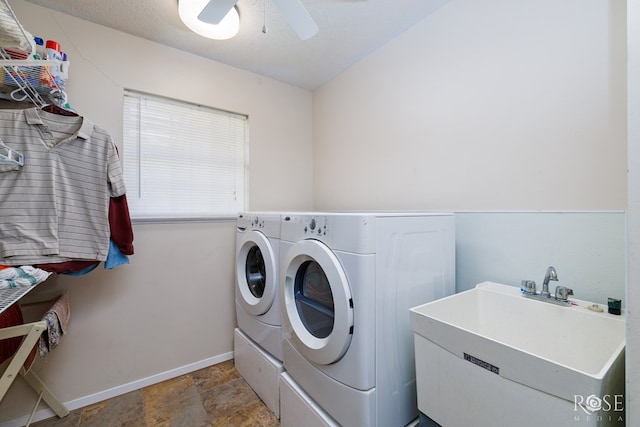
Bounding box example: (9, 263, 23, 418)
(0, 1, 71, 106)
(1, 38, 69, 98)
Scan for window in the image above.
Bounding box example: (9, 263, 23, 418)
(122, 90, 248, 220)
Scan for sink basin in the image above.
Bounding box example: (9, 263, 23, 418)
(410, 282, 625, 426)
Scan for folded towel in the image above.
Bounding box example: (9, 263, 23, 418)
(0, 266, 52, 289)
(38, 293, 70, 358)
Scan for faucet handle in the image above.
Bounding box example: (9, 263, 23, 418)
(521, 280, 536, 294)
(555, 286, 574, 302)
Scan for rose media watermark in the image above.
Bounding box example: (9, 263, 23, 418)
(573, 394, 624, 424)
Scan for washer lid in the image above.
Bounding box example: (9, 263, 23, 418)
(281, 239, 354, 365)
(236, 230, 277, 316)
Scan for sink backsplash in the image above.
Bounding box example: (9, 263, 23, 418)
(454, 211, 625, 306)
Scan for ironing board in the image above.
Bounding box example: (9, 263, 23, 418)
(0, 285, 69, 424)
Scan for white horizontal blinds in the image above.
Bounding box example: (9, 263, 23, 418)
(123, 91, 247, 219)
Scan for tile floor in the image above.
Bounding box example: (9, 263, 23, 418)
(32, 360, 279, 427)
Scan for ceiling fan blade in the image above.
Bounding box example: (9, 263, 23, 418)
(198, 0, 239, 25)
(271, 0, 319, 40)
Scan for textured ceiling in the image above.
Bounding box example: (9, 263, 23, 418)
(23, 0, 449, 90)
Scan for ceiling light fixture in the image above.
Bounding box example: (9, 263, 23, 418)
(178, 0, 240, 40)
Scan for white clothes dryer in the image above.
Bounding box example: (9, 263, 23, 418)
(279, 213, 455, 427)
(234, 212, 284, 417)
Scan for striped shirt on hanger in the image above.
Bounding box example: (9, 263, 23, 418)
(0, 108, 126, 265)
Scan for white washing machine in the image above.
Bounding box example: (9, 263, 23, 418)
(234, 212, 285, 417)
(279, 212, 455, 427)
(235, 212, 283, 359)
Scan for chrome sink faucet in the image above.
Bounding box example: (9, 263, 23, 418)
(541, 266, 558, 297)
(521, 266, 573, 306)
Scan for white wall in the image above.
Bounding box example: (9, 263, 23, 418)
(312, 0, 628, 308)
(313, 0, 626, 211)
(0, 0, 313, 424)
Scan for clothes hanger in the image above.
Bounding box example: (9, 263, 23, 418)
(41, 103, 78, 116)
(41, 88, 77, 116)
(6, 83, 76, 116)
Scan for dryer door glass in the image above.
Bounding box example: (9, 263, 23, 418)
(282, 239, 354, 365)
(245, 245, 266, 298)
(294, 260, 334, 339)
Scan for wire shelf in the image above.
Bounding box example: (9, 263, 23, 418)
(0, 286, 38, 315)
(0, 47, 67, 106)
(0, 0, 68, 107)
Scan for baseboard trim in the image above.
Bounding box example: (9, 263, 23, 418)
(1, 352, 234, 427)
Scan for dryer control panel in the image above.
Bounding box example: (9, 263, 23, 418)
(281, 213, 375, 253)
(282, 214, 332, 245)
(302, 215, 329, 237)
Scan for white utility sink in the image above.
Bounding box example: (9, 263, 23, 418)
(410, 281, 625, 427)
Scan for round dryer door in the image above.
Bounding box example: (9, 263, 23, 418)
(282, 239, 354, 365)
(236, 230, 278, 316)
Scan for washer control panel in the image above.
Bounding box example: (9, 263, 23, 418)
(237, 213, 265, 230)
(250, 215, 265, 229)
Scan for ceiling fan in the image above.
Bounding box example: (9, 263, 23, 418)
(198, 0, 319, 40)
